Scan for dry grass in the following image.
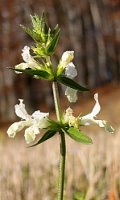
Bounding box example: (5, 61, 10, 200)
(0, 128, 120, 200)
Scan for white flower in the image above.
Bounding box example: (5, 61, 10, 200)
(21, 46, 34, 63)
(80, 93, 114, 133)
(7, 99, 49, 144)
(61, 51, 74, 67)
(65, 87, 77, 103)
(15, 46, 39, 72)
(58, 50, 78, 103)
(60, 51, 78, 103)
(64, 62, 78, 103)
(65, 62, 77, 79)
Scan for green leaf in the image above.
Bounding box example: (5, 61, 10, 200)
(20, 25, 41, 42)
(46, 29, 60, 55)
(57, 75, 89, 92)
(65, 127, 93, 144)
(11, 68, 53, 80)
(41, 13, 48, 33)
(29, 129, 57, 147)
(31, 14, 41, 33)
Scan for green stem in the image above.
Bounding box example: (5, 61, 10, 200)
(52, 81, 62, 122)
(58, 131, 66, 200)
(52, 81, 66, 200)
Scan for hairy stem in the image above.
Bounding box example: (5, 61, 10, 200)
(52, 81, 66, 200)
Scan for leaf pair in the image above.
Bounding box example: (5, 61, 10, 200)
(12, 67, 89, 92)
(29, 123, 92, 148)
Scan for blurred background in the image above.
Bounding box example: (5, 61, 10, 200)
(0, 0, 120, 200)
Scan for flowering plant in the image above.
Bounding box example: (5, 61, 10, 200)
(7, 14, 114, 200)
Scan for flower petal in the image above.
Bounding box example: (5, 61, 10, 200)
(91, 93, 101, 116)
(21, 46, 34, 63)
(32, 110, 49, 119)
(15, 63, 29, 73)
(32, 111, 49, 129)
(7, 121, 27, 138)
(65, 87, 77, 103)
(24, 125, 40, 144)
(65, 62, 77, 79)
(15, 99, 31, 120)
(81, 93, 101, 120)
(61, 51, 74, 67)
(80, 118, 115, 133)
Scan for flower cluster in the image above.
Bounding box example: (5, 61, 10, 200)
(7, 99, 49, 144)
(7, 14, 114, 146)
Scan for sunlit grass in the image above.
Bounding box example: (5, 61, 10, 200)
(0, 127, 120, 200)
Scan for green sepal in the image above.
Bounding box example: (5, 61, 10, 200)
(104, 122, 115, 134)
(28, 129, 57, 147)
(48, 119, 68, 132)
(46, 29, 60, 55)
(57, 75, 89, 92)
(48, 119, 61, 130)
(65, 127, 93, 144)
(10, 68, 53, 80)
(31, 14, 43, 35)
(40, 13, 49, 43)
(52, 24, 59, 35)
(20, 25, 41, 42)
(56, 65, 64, 77)
(32, 44, 46, 57)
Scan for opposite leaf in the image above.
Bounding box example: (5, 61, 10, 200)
(11, 68, 53, 80)
(57, 75, 89, 92)
(29, 129, 57, 147)
(46, 29, 60, 55)
(66, 127, 93, 144)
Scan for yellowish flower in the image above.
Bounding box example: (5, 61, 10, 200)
(60, 51, 74, 67)
(64, 107, 79, 128)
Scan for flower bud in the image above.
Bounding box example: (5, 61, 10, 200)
(61, 51, 74, 67)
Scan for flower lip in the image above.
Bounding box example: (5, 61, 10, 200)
(65, 87, 77, 103)
(21, 46, 34, 63)
(65, 62, 77, 79)
(79, 93, 114, 133)
(81, 93, 100, 120)
(80, 93, 101, 123)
